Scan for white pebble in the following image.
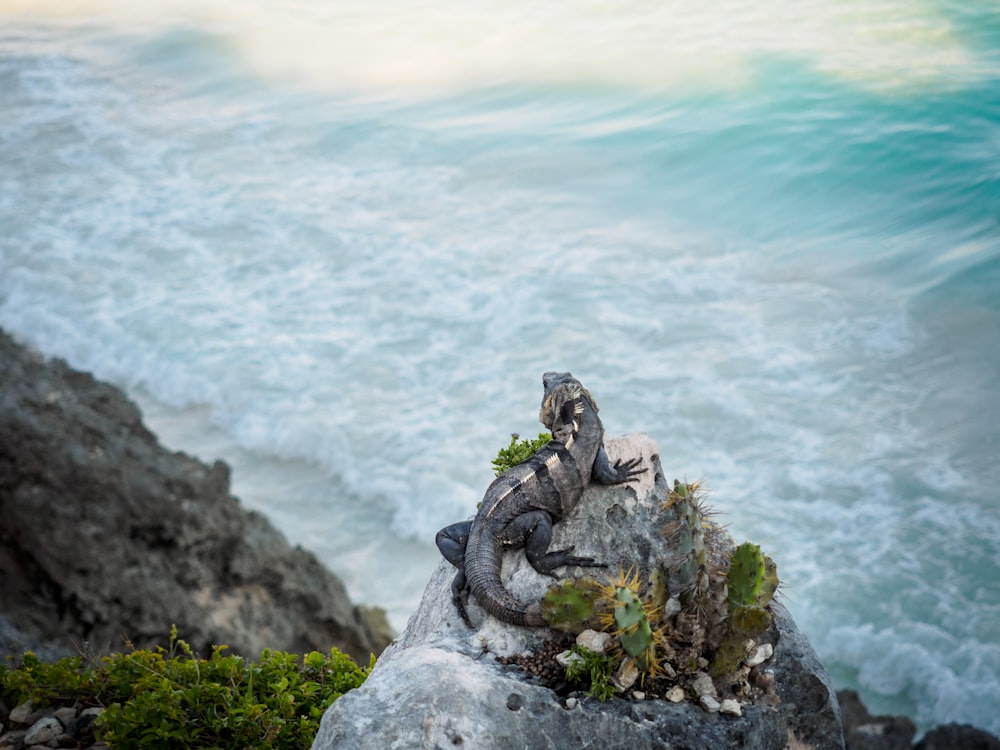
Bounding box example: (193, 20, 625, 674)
(700, 695, 721, 713)
(691, 672, 717, 698)
(632, 691, 645, 701)
(666, 685, 686, 703)
(565, 698, 578, 710)
(720, 699, 743, 717)
(745, 643, 774, 667)
(576, 629, 612, 654)
(555, 650, 584, 669)
(612, 657, 639, 692)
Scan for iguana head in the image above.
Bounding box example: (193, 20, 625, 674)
(539, 371, 599, 436)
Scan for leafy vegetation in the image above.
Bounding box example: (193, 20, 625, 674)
(564, 646, 616, 702)
(0, 626, 370, 749)
(491, 432, 552, 476)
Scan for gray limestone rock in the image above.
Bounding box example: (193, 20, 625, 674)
(22, 717, 60, 746)
(0, 329, 391, 663)
(314, 434, 844, 750)
(914, 723, 1000, 750)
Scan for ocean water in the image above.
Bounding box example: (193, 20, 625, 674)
(1, 0, 999, 735)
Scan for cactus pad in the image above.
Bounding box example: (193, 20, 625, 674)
(540, 578, 599, 633)
(727, 542, 766, 608)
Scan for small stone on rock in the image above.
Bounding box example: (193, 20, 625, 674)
(666, 686, 685, 703)
(0, 730, 27, 749)
(8, 702, 35, 725)
(692, 672, 717, 698)
(564, 698, 577, 710)
(576, 629, 611, 653)
(555, 650, 583, 669)
(24, 717, 62, 746)
(720, 699, 742, 717)
(746, 643, 774, 667)
(700, 695, 721, 713)
(632, 691, 645, 701)
(612, 657, 639, 692)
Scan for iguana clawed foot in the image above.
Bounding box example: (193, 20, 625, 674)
(531, 545, 606, 578)
(614, 456, 646, 483)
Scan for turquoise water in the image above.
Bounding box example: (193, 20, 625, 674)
(1, 0, 999, 735)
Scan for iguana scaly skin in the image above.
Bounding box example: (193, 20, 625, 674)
(435, 372, 645, 628)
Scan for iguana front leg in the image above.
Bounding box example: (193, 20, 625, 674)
(435, 520, 474, 627)
(592, 445, 646, 485)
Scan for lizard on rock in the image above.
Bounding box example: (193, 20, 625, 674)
(435, 371, 646, 628)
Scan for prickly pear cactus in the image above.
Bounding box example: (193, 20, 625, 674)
(540, 577, 599, 633)
(727, 542, 766, 608)
(709, 542, 780, 677)
(663, 480, 723, 615)
(612, 586, 657, 671)
(758, 554, 780, 608)
(660, 480, 729, 665)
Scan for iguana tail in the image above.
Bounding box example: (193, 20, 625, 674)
(466, 539, 546, 627)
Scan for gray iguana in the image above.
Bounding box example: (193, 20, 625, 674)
(435, 371, 645, 627)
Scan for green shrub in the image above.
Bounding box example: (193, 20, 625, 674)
(0, 626, 371, 750)
(491, 432, 552, 476)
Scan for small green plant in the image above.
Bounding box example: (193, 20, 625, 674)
(0, 652, 100, 707)
(491, 432, 552, 476)
(564, 646, 616, 702)
(0, 626, 371, 750)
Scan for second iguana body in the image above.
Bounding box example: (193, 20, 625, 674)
(435, 371, 645, 627)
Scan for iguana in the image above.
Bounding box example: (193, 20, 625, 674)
(435, 371, 645, 628)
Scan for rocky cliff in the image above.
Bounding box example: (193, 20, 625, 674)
(0, 329, 391, 664)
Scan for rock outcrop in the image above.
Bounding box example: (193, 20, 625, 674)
(313, 433, 845, 750)
(838, 690, 1000, 750)
(0, 329, 392, 664)
(838, 689, 916, 750)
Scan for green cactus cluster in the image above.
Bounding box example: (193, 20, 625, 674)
(540, 568, 664, 679)
(536, 477, 781, 701)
